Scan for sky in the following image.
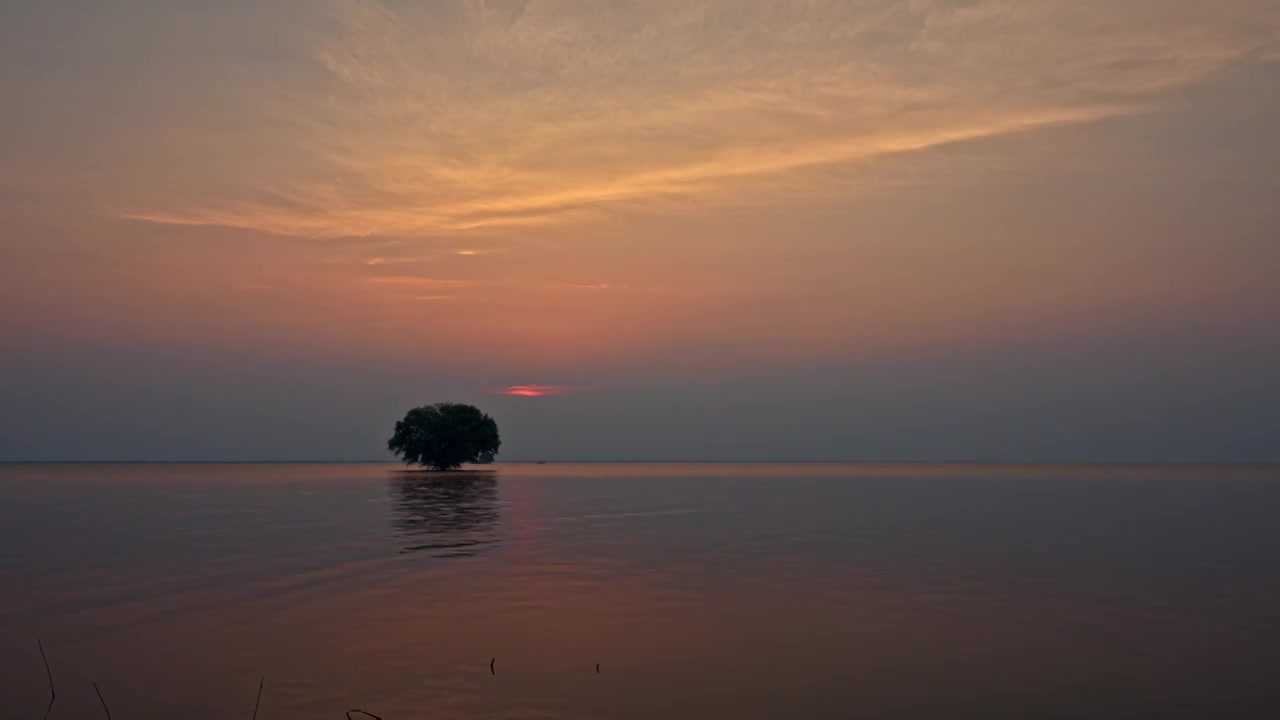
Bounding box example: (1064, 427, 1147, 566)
(2, 0, 1278, 462)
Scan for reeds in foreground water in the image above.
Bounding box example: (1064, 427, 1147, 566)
(30, 642, 601, 718)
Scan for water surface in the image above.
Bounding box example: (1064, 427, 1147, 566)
(2, 463, 1278, 718)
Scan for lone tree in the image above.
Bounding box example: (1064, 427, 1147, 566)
(388, 403, 501, 471)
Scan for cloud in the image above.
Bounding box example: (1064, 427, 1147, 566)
(364, 276, 478, 287)
(119, 0, 1279, 238)
(495, 385, 571, 397)
(364, 256, 432, 266)
(364, 273, 631, 295)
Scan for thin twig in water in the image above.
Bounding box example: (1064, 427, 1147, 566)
(346, 710, 382, 720)
(490, 657, 495, 676)
(252, 675, 264, 720)
(93, 682, 112, 720)
(38, 638, 55, 720)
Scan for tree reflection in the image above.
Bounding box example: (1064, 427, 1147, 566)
(390, 472, 500, 557)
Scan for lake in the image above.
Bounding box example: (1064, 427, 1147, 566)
(2, 463, 1278, 719)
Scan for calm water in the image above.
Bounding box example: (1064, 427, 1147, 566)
(2, 463, 1279, 719)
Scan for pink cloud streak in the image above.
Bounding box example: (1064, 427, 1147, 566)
(495, 385, 570, 397)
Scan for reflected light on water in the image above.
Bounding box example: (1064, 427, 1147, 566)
(1, 463, 1279, 719)
(391, 471, 500, 557)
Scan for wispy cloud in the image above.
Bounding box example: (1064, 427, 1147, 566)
(364, 273, 634, 295)
(365, 276, 479, 287)
(494, 385, 571, 397)
(364, 256, 432, 266)
(118, 0, 1279, 238)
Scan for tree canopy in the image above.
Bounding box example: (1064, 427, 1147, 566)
(388, 403, 501, 471)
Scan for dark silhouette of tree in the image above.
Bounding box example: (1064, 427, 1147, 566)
(388, 403, 501, 471)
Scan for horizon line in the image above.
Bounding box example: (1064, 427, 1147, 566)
(1, 460, 1277, 467)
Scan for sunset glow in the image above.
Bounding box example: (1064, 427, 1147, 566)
(498, 386, 570, 398)
(1, 0, 1277, 461)
(3, 8, 1280, 720)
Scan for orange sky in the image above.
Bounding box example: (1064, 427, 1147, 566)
(1, 0, 1278, 460)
